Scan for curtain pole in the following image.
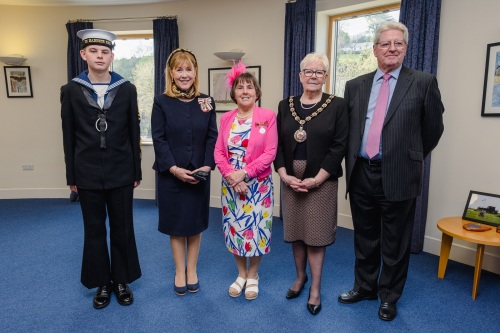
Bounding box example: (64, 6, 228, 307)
(67, 16, 177, 23)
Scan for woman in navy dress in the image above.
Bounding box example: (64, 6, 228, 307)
(152, 48, 218, 296)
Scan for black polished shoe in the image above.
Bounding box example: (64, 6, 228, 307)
(378, 302, 397, 321)
(113, 283, 134, 306)
(338, 289, 378, 304)
(93, 285, 112, 309)
(306, 288, 321, 315)
(286, 275, 308, 299)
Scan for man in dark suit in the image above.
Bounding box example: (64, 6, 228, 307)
(338, 22, 444, 321)
(61, 29, 142, 309)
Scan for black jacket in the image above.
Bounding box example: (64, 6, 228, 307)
(61, 78, 142, 189)
(274, 93, 349, 180)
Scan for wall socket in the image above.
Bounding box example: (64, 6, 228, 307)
(22, 164, 34, 171)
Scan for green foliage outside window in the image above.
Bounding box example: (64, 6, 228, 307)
(332, 10, 399, 97)
(112, 39, 154, 141)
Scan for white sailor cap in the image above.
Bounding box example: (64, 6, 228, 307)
(77, 29, 116, 49)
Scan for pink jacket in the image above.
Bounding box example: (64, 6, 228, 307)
(214, 106, 278, 179)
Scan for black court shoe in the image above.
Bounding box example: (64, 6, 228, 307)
(306, 288, 321, 315)
(286, 275, 309, 299)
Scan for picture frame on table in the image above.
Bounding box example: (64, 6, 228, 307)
(462, 190, 500, 227)
(208, 66, 261, 112)
(481, 42, 500, 116)
(4, 66, 33, 98)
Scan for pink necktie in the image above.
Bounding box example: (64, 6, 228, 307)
(366, 73, 391, 159)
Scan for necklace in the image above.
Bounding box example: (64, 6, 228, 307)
(300, 100, 319, 110)
(236, 111, 253, 119)
(236, 112, 253, 119)
(289, 95, 335, 143)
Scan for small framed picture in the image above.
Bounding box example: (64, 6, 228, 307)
(462, 190, 500, 227)
(208, 66, 261, 112)
(481, 42, 500, 116)
(4, 66, 33, 98)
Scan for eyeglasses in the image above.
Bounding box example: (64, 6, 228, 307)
(302, 69, 327, 78)
(376, 40, 406, 50)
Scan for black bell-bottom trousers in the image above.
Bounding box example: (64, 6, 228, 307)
(78, 184, 141, 289)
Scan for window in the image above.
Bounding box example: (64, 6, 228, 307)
(328, 4, 400, 97)
(112, 34, 154, 142)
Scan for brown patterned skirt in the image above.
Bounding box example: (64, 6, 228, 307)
(281, 160, 338, 246)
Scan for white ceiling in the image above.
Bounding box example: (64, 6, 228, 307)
(0, 0, 183, 6)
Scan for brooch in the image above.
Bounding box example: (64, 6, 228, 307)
(198, 98, 213, 112)
(255, 121, 268, 134)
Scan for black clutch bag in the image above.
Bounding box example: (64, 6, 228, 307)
(192, 170, 209, 181)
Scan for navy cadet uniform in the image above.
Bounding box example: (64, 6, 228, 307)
(61, 29, 142, 308)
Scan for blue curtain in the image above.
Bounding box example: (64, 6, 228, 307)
(65, 21, 93, 82)
(153, 17, 179, 205)
(399, 0, 442, 253)
(283, 0, 316, 98)
(153, 17, 179, 96)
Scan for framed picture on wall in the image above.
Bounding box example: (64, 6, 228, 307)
(3, 66, 33, 98)
(208, 66, 261, 111)
(462, 190, 500, 227)
(481, 42, 500, 116)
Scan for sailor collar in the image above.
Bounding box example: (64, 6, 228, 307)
(72, 70, 128, 94)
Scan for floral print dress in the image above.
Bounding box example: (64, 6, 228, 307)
(221, 117, 274, 257)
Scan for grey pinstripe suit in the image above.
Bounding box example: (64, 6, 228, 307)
(344, 66, 444, 304)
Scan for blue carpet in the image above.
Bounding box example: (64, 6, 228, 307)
(0, 199, 499, 333)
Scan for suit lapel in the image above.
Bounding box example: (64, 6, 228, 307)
(384, 66, 414, 124)
(359, 72, 375, 134)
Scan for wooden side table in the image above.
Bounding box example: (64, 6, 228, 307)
(437, 216, 500, 300)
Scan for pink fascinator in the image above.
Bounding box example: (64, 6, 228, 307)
(225, 60, 247, 90)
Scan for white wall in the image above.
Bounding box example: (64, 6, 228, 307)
(0, 0, 285, 213)
(423, 0, 500, 273)
(1, 0, 500, 275)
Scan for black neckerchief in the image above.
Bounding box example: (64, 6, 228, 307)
(80, 86, 119, 149)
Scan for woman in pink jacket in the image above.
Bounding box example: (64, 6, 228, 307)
(214, 62, 278, 301)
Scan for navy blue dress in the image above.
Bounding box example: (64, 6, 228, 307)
(151, 94, 218, 236)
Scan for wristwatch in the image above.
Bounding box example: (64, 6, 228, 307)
(243, 169, 249, 182)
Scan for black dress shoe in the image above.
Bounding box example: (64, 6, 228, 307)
(306, 288, 321, 315)
(286, 275, 308, 299)
(93, 285, 112, 309)
(113, 283, 134, 306)
(378, 302, 397, 321)
(338, 289, 378, 304)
